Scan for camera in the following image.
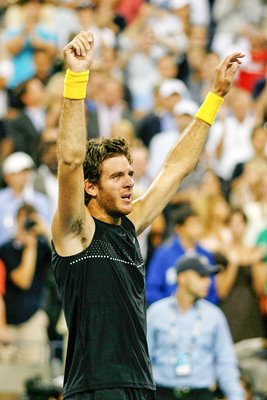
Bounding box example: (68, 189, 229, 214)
(24, 217, 37, 231)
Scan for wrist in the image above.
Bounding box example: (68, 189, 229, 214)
(194, 91, 224, 125)
(63, 69, 90, 100)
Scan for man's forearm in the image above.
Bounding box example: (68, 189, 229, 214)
(58, 98, 87, 165)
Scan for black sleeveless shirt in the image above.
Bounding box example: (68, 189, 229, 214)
(52, 216, 155, 399)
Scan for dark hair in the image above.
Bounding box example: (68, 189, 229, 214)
(173, 204, 198, 226)
(230, 207, 248, 224)
(17, 203, 37, 218)
(83, 137, 132, 205)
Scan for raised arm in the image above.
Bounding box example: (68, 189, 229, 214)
(129, 52, 245, 234)
(52, 32, 95, 256)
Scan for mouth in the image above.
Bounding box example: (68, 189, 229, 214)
(121, 193, 132, 203)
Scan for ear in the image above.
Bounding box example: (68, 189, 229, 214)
(84, 179, 98, 198)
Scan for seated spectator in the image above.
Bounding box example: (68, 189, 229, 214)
(146, 204, 218, 306)
(147, 253, 244, 400)
(0, 203, 51, 365)
(0, 151, 52, 245)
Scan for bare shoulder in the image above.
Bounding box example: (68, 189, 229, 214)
(51, 206, 95, 257)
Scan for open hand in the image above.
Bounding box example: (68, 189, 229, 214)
(212, 52, 245, 97)
(63, 31, 94, 73)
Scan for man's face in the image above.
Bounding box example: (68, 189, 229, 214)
(181, 270, 210, 299)
(182, 216, 204, 242)
(95, 156, 134, 218)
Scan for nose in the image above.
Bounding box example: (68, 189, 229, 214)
(124, 174, 134, 188)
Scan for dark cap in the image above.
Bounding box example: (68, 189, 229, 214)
(176, 253, 220, 276)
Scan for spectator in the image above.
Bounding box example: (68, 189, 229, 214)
(0, 151, 52, 245)
(148, 98, 200, 181)
(146, 204, 218, 306)
(220, 208, 265, 343)
(0, 203, 51, 365)
(3, 0, 57, 89)
(7, 77, 47, 160)
(205, 87, 256, 188)
(33, 127, 58, 213)
(85, 75, 136, 138)
(147, 253, 244, 400)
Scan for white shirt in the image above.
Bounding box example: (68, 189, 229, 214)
(205, 114, 255, 181)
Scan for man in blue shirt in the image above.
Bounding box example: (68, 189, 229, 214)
(146, 204, 218, 306)
(147, 253, 244, 400)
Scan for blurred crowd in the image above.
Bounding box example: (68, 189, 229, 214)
(0, 0, 267, 399)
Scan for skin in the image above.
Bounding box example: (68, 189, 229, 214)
(176, 270, 210, 312)
(52, 31, 245, 257)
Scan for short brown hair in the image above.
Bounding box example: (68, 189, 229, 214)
(83, 137, 132, 204)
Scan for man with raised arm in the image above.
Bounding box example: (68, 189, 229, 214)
(51, 31, 244, 400)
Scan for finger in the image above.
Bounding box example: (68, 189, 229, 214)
(73, 37, 88, 57)
(226, 62, 239, 79)
(69, 41, 83, 57)
(80, 31, 94, 50)
(219, 52, 245, 69)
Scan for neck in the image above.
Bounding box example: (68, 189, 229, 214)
(176, 288, 195, 313)
(88, 202, 122, 225)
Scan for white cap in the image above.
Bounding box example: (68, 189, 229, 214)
(173, 99, 199, 117)
(169, 0, 191, 9)
(159, 79, 188, 98)
(2, 152, 35, 175)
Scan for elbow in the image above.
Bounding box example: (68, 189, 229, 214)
(10, 272, 32, 290)
(58, 143, 86, 167)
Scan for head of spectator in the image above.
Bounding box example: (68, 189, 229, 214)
(227, 87, 253, 123)
(38, 127, 58, 176)
(2, 152, 35, 195)
(172, 204, 204, 246)
(75, 0, 96, 29)
(159, 78, 188, 112)
(19, 0, 43, 25)
(169, 0, 191, 36)
(176, 252, 218, 301)
(131, 140, 149, 198)
(101, 76, 125, 108)
(173, 99, 199, 131)
(11, 77, 45, 110)
(33, 48, 54, 85)
(111, 119, 135, 144)
(228, 208, 248, 242)
(251, 124, 267, 157)
(156, 53, 179, 80)
(86, 69, 108, 104)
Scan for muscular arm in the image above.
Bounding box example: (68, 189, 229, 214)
(129, 52, 245, 234)
(130, 118, 209, 234)
(51, 32, 95, 256)
(52, 98, 94, 255)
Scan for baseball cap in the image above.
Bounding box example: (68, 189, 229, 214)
(2, 152, 35, 175)
(173, 99, 199, 117)
(159, 79, 188, 98)
(176, 253, 220, 276)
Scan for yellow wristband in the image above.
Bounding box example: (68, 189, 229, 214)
(194, 92, 224, 125)
(63, 69, 90, 100)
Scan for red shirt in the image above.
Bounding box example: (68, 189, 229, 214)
(0, 259, 6, 296)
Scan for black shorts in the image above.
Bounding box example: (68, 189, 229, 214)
(66, 388, 157, 400)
